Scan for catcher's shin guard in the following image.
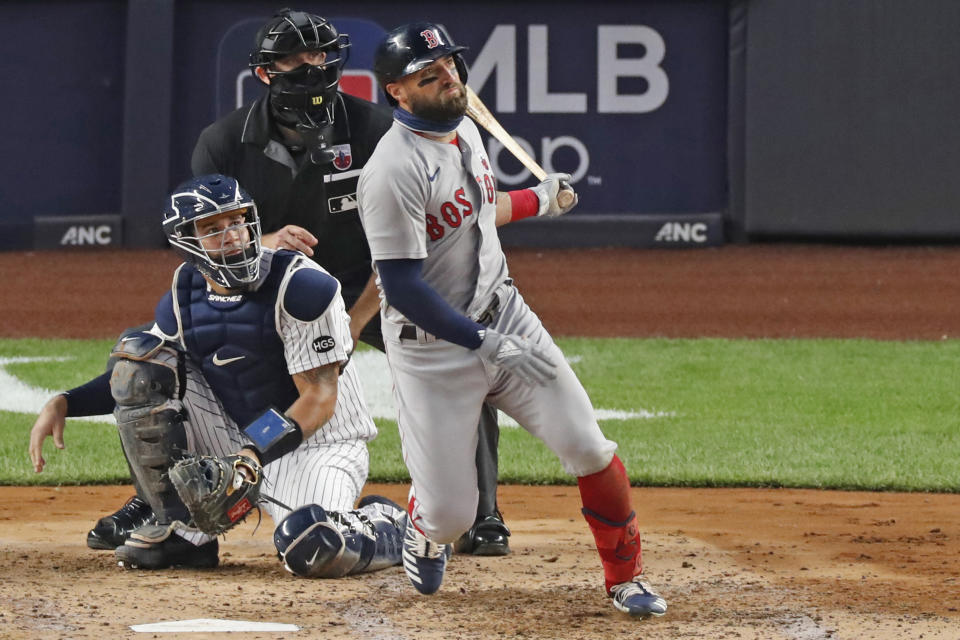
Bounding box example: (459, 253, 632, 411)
(274, 499, 405, 578)
(582, 508, 643, 594)
(110, 333, 190, 524)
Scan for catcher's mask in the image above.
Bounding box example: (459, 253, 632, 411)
(163, 174, 262, 290)
(373, 22, 468, 107)
(250, 8, 350, 130)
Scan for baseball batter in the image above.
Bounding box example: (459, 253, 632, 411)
(356, 22, 668, 618)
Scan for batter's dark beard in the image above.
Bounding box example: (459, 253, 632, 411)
(409, 87, 467, 122)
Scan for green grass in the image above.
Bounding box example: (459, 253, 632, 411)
(2, 411, 129, 484)
(2, 337, 958, 491)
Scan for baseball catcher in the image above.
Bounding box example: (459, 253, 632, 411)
(96, 172, 406, 577)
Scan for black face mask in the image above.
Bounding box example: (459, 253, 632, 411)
(268, 64, 341, 164)
(268, 63, 340, 130)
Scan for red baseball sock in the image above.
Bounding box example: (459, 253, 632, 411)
(577, 455, 643, 593)
(577, 454, 632, 522)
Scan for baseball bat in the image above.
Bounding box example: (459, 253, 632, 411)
(465, 85, 575, 210)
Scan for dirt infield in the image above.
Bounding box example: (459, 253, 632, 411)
(1, 245, 959, 639)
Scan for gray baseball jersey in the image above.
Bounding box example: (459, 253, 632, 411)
(358, 119, 508, 324)
(358, 119, 617, 544)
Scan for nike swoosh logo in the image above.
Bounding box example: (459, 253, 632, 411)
(306, 547, 321, 566)
(212, 353, 245, 366)
(427, 167, 440, 182)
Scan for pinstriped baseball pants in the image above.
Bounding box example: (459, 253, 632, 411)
(178, 358, 369, 524)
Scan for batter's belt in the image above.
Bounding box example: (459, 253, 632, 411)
(392, 279, 512, 344)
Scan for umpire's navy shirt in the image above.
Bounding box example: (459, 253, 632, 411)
(191, 92, 393, 309)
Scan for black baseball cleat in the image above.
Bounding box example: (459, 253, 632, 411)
(454, 511, 511, 556)
(86, 495, 154, 550)
(116, 523, 219, 570)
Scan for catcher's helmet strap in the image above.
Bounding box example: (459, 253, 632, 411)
(243, 407, 304, 466)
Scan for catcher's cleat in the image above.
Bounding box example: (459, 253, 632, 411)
(357, 494, 406, 526)
(610, 579, 668, 618)
(116, 524, 219, 570)
(86, 495, 154, 551)
(357, 493, 400, 511)
(402, 517, 451, 595)
(455, 511, 511, 556)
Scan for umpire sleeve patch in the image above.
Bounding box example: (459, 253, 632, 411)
(283, 267, 339, 322)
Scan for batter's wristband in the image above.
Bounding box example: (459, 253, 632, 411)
(508, 189, 540, 221)
(242, 407, 304, 467)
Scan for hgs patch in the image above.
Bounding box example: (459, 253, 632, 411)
(313, 336, 336, 353)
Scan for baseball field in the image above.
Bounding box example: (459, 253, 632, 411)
(1, 245, 958, 639)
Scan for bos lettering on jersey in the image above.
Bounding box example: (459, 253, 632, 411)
(426, 186, 473, 241)
(425, 160, 497, 242)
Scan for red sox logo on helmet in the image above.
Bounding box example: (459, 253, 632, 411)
(421, 29, 442, 48)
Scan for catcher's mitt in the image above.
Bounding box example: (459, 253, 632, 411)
(169, 454, 262, 535)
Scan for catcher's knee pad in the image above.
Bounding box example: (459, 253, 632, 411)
(110, 332, 190, 524)
(275, 505, 352, 578)
(582, 508, 643, 593)
(110, 332, 185, 405)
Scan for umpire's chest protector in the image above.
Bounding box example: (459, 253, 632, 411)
(175, 253, 298, 426)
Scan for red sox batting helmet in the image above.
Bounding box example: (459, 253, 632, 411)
(373, 22, 468, 106)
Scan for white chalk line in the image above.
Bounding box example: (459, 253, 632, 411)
(0, 352, 675, 426)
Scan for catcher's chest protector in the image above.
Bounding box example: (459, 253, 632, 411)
(173, 254, 298, 426)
